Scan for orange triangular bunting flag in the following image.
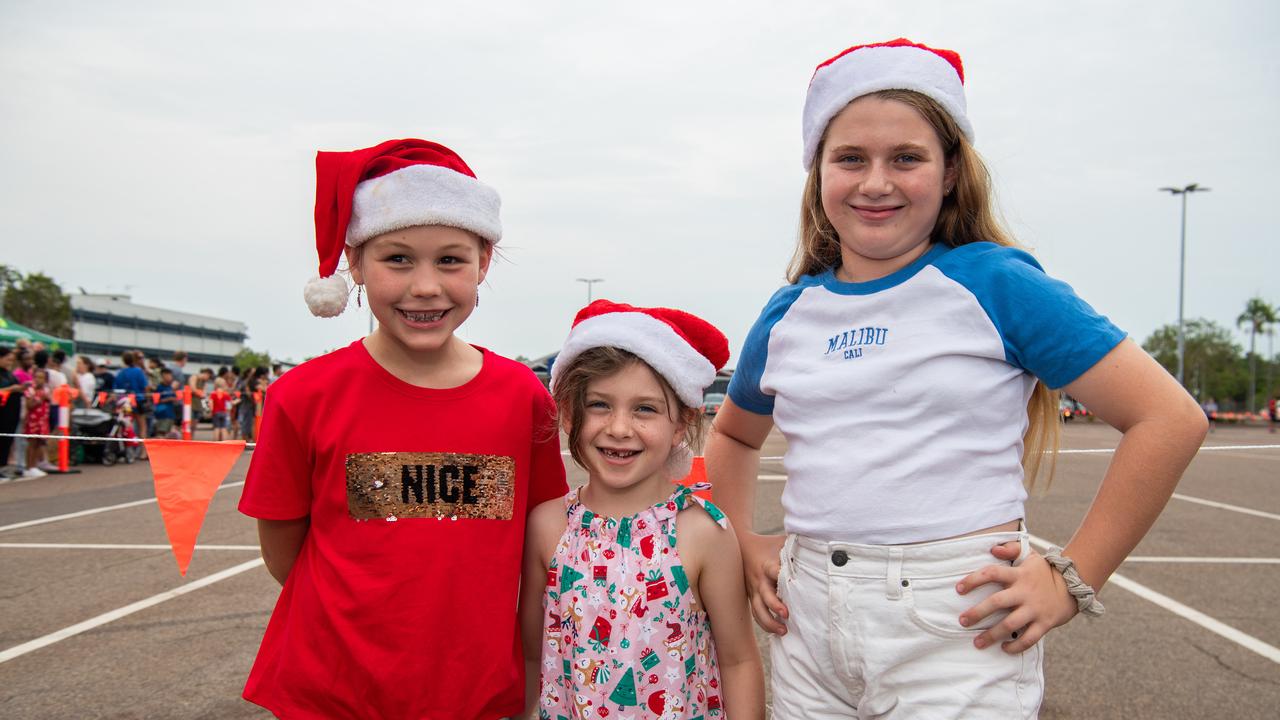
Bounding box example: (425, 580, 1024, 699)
(673, 456, 713, 501)
(144, 439, 247, 575)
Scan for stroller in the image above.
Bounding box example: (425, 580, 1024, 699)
(71, 392, 141, 465)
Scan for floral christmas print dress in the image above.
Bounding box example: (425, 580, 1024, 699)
(538, 483, 728, 719)
(23, 387, 50, 436)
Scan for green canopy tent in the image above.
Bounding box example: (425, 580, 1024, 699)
(0, 316, 75, 354)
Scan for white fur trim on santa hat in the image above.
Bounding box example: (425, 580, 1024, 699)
(304, 274, 349, 318)
(802, 44, 972, 170)
(551, 312, 716, 408)
(346, 164, 502, 247)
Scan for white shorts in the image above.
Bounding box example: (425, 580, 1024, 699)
(770, 529, 1044, 719)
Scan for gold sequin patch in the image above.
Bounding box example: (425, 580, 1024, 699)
(346, 452, 515, 521)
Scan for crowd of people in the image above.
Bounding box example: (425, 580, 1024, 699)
(0, 339, 282, 480)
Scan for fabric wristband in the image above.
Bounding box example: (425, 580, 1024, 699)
(1043, 545, 1106, 618)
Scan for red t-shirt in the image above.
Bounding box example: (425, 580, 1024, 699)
(238, 340, 567, 719)
(211, 390, 229, 413)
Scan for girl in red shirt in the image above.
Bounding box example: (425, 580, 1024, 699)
(209, 378, 230, 442)
(239, 139, 567, 719)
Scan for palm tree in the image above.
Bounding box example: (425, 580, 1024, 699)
(1237, 297, 1278, 413)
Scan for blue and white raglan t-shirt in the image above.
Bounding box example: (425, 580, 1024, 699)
(728, 242, 1126, 544)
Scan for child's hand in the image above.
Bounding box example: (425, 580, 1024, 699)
(956, 551, 1078, 653)
(740, 532, 788, 635)
(990, 540, 1020, 563)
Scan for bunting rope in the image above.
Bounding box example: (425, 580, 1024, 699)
(1, 431, 1274, 577)
(0, 432, 255, 449)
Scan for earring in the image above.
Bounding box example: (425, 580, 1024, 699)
(475, 291, 480, 308)
(356, 285, 362, 308)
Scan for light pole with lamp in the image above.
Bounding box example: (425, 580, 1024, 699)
(576, 277, 604, 305)
(1158, 183, 1210, 387)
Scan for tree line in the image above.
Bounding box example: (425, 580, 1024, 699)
(1142, 295, 1278, 412)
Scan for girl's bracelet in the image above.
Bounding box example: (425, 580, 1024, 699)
(1043, 546, 1106, 618)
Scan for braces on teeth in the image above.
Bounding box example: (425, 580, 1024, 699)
(402, 310, 445, 322)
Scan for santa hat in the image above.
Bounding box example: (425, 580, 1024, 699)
(303, 139, 502, 317)
(802, 38, 970, 170)
(550, 300, 729, 409)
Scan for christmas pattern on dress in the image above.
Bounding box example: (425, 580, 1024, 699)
(538, 483, 729, 719)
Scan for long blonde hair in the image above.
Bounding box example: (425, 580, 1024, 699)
(789, 89, 1060, 489)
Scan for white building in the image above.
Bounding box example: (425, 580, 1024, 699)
(71, 293, 246, 369)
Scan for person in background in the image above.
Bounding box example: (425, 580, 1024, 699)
(93, 359, 115, 395)
(145, 355, 164, 389)
(1202, 397, 1219, 433)
(195, 367, 215, 398)
(235, 371, 261, 442)
(114, 351, 150, 449)
(22, 368, 51, 479)
(75, 356, 97, 407)
(229, 367, 248, 438)
(152, 367, 179, 438)
(36, 349, 66, 392)
(35, 350, 65, 473)
(270, 362, 284, 384)
(14, 348, 34, 384)
(210, 376, 232, 441)
(56, 348, 75, 381)
(10, 348, 33, 475)
(0, 346, 29, 480)
(47, 350, 69, 389)
(170, 350, 189, 387)
(186, 367, 213, 428)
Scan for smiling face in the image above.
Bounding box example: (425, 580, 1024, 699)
(571, 361, 685, 495)
(818, 94, 956, 282)
(348, 225, 492, 358)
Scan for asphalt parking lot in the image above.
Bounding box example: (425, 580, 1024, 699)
(0, 421, 1276, 718)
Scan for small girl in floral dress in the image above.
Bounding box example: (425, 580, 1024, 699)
(23, 367, 50, 469)
(521, 300, 764, 719)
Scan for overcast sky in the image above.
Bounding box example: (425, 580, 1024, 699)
(3, 1, 1277, 366)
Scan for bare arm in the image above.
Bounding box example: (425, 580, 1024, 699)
(704, 400, 788, 634)
(257, 517, 309, 586)
(963, 339, 1208, 651)
(519, 500, 563, 718)
(690, 515, 765, 719)
(1055, 339, 1208, 587)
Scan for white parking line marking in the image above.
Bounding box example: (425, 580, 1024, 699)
(1171, 493, 1280, 521)
(0, 558, 264, 664)
(1056, 444, 1280, 455)
(758, 474, 787, 481)
(754, 445, 1280, 462)
(1124, 556, 1280, 564)
(0, 482, 245, 534)
(1028, 535, 1280, 664)
(0, 543, 259, 551)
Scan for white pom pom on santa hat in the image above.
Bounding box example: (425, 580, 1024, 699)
(303, 274, 350, 318)
(550, 299, 730, 409)
(305, 138, 501, 317)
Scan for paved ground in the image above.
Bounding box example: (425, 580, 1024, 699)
(0, 422, 1276, 718)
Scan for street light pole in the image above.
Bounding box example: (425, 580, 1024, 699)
(1158, 183, 1210, 387)
(576, 277, 604, 305)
